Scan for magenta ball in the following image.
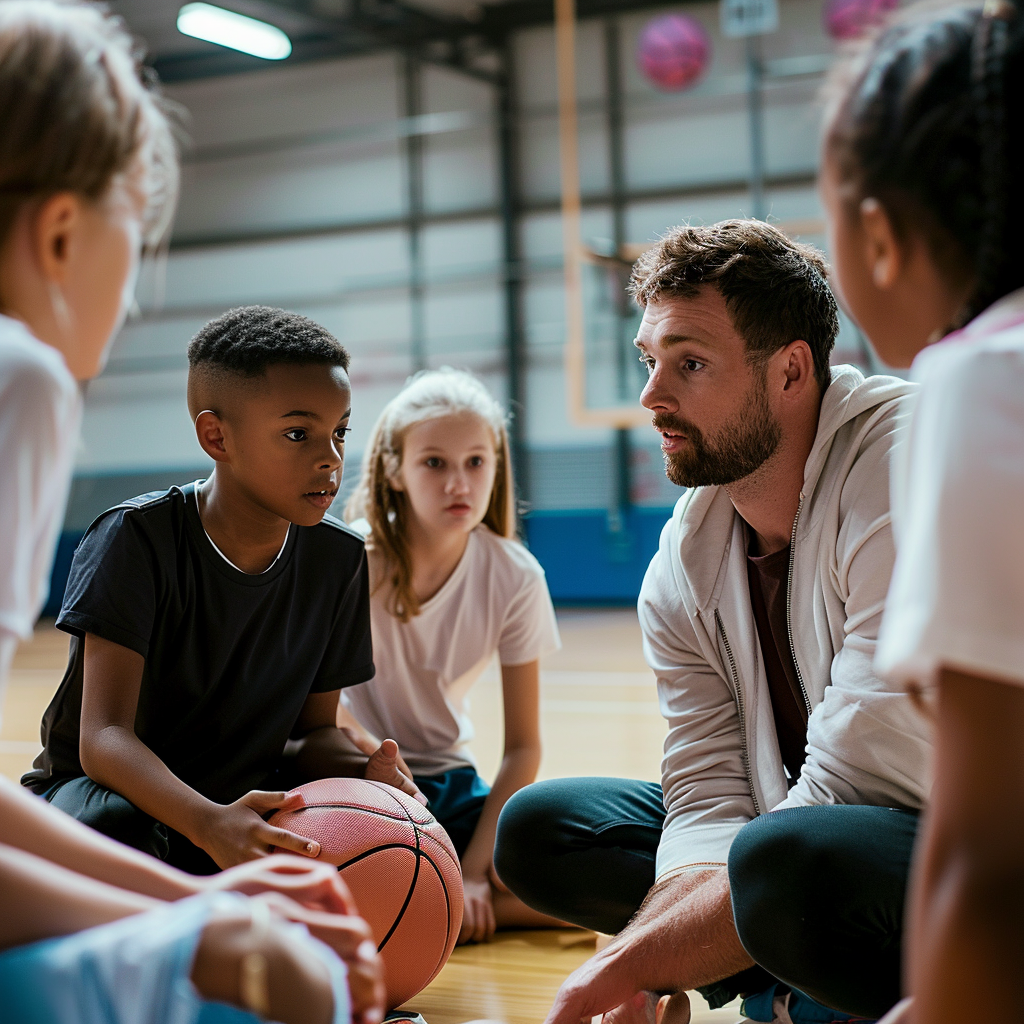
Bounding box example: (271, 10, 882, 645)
(824, 0, 898, 39)
(637, 13, 712, 92)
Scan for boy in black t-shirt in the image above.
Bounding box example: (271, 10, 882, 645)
(24, 306, 422, 874)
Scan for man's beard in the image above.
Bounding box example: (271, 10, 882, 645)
(655, 377, 782, 488)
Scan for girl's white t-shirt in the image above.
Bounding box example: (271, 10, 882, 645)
(876, 287, 1024, 688)
(342, 524, 561, 776)
(0, 314, 82, 717)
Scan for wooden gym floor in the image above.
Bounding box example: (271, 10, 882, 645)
(1, 610, 742, 1024)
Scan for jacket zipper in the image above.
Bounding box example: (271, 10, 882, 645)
(785, 494, 813, 720)
(715, 608, 762, 815)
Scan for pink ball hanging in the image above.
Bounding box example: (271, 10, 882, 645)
(823, 0, 899, 40)
(637, 13, 712, 92)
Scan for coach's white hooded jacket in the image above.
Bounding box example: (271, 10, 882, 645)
(640, 366, 932, 879)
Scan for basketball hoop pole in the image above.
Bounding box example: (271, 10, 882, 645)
(555, 0, 650, 428)
(745, 33, 766, 220)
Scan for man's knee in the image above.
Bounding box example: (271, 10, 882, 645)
(728, 810, 836, 962)
(47, 776, 169, 860)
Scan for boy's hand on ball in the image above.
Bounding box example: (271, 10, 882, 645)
(201, 790, 323, 868)
(459, 875, 497, 944)
(208, 855, 357, 916)
(364, 738, 428, 805)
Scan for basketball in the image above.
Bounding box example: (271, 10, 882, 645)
(823, 0, 898, 39)
(637, 13, 712, 92)
(269, 778, 464, 1009)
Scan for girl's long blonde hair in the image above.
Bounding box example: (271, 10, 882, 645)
(345, 368, 516, 622)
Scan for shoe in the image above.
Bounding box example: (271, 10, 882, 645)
(384, 1013, 428, 1024)
(740, 985, 876, 1024)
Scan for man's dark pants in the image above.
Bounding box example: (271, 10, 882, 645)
(494, 777, 918, 1019)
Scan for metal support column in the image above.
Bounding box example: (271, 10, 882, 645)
(745, 34, 766, 220)
(403, 51, 427, 371)
(497, 39, 529, 508)
(605, 18, 632, 530)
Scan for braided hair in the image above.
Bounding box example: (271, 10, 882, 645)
(826, 0, 1024, 328)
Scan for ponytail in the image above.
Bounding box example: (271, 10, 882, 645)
(970, 0, 1017, 318)
(826, 0, 1024, 328)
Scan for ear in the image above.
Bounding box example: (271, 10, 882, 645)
(777, 339, 816, 395)
(32, 192, 82, 284)
(194, 410, 231, 463)
(859, 198, 903, 290)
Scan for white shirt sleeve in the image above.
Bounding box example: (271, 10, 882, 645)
(0, 345, 79, 642)
(496, 550, 561, 666)
(876, 339, 1024, 687)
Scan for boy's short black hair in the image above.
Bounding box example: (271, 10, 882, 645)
(187, 306, 350, 377)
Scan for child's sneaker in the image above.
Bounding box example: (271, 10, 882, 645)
(740, 984, 876, 1024)
(383, 1012, 428, 1024)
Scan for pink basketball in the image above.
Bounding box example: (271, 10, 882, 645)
(824, 0, 898, 39)
(637, 13, 712, 92)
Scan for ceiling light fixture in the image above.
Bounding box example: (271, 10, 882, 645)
(177, 3, 292, 60)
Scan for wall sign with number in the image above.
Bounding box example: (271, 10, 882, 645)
(720, 0, 779, 37)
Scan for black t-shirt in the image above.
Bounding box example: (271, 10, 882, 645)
(23, 483, 374, 804)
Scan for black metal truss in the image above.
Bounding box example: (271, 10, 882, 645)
(151, 0, 689, 83)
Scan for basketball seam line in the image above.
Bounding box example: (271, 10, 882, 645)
(414, 850, 455, 988)
(377, 786, 422, 955)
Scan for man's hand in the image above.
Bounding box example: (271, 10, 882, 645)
(459, 875, 497, 944)
(196, 790, 322, 869)
(548, 971, 691, 1024)
(545, 868, 749, 1024)
(364, 739, 427, 805)
(545, 941, 649, 1024)
(656, 993, 691, 1024)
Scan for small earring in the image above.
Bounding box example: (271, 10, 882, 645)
(47, 281, 73, 336)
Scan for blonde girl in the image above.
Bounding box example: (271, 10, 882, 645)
(343, 368, 563, 944)
(0, 4, 378, 1023)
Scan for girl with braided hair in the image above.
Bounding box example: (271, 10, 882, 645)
(816, 0, 1024, 1020)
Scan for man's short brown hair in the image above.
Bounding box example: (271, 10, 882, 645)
(630, 220, 839, 391)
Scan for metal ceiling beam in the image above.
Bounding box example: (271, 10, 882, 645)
(150, 0, 685, 82)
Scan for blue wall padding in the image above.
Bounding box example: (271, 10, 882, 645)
(521, 507, 674, 604)
(41, 507, 675, 620)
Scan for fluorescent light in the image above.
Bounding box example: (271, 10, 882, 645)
(177, 3, 292, 60)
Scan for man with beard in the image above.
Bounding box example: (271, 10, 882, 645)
(494, 221, 931, 1024)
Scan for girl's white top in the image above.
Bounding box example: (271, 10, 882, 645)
(876, 286, 1024, 688)
(343, 523, 560, 776)
(0, 314, 81, 717)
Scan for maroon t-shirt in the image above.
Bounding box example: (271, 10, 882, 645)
(746, 538, 808, 780)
